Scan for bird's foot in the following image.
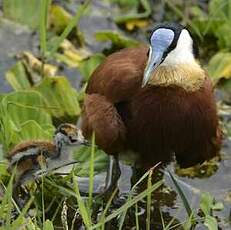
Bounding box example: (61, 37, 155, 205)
(112, 193, 128, 208)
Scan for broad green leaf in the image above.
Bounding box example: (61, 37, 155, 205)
(200, 192, 214, 216)
(215, 24, 231, 49)
(212, 201, 224, 211)
(10, 120, 54, 147)
(34, 76, 81, 122)
(2, 91, 52, 129)
(43, 220, 54, 230)
(3, 0, 41, 29)
(5, 61, 31, 91)
(204, 215, 218, 230)
(95, 31, 140, 48)
(5, 59, 57, 91)
(78, 53, 105, 81)
(73, 146, 108, 176)
(207, 52, 231, 82)
(0, 91, 54, 151)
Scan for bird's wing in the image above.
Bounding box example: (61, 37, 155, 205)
(82, 46, 148, 153)
(82, 94, 126, 154)
(86, 46, 148, 103)
(8, 140, 55, 158)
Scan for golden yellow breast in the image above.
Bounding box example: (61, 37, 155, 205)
(149, 62, 206, 91)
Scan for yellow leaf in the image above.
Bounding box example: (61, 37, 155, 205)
(125, 19, 149, 31)
(49, 5, 72, 34)
(19, 52, 57, 77)
(221, 65, 231, 78)
(55, 40, 91, 67)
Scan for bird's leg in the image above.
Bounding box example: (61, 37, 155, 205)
(101, 155, 133, 207)
(12, 173, 34, 210)
(113, 160, 133, 207)
(103, 155, 121, 195)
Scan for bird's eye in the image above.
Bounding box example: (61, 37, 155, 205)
(69, 135, 77, 143)
(147, 49, 150, 57)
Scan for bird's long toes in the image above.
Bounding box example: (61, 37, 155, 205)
(112, 193, 129, 208)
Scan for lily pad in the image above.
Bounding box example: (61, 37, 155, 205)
(3, 0, 41, 29)
(78, 53, 105, 81)
(0, 90, 54, 151)
(95, 30, 140, 49)
(34, 76, 81, 124)
(5, 61, 31, 90)
(207, 52, 231, 83)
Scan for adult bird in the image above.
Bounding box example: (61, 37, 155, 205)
(81, 23, 222, 195)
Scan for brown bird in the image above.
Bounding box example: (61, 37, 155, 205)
(81, 23, 222, 195)
(8, 123, 88, 207)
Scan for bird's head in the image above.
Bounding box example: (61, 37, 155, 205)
(142, 22, 198, 87)
(54, 123, 89, 150)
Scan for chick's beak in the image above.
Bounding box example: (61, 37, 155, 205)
(76, 130, 91, 146)
(142, 47, 164, 88)
(82, 139, 91, 146)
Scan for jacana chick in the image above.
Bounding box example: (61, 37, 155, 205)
(8, 123, 88, 207)
(81, 23, 222, 196)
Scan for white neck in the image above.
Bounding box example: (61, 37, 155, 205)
(162, 29, 196, 66)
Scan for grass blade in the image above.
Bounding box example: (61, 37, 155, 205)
(118, 163, 161, 229)
(88, 132, 95, 211)
(73, 172, 92, 228)
(135, 203, 140, 230)
(146, 168, 153, 230)
(168, 171, 193, 218)
(49, 0, 91, 58)
(90, 180, 163, 229)
(40, 0, 50, 57)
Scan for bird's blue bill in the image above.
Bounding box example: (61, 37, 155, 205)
(142, 47, 164, 87)
(142, 28, 175, 87)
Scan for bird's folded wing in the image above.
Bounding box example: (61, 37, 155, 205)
(81, 94, 126, 154)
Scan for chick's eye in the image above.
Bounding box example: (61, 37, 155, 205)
(68, 135, 76, 142)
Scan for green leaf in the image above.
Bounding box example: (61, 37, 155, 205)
(73, 146, 108, 176)
(168, 171, 194, 219)
(200, 192, 214, 216)
(212, 201, 224, 211)
(43, 220, 54, 230)
(48, 0, 91, 58)
(78, 54, 105, 81)
(207, 52, 231, 82)
(5, 62, 31, 91)
(34, 76, 81, 122)
(3, 0, 42, 29)
(114, 0, 151, 24)
(0, 90, 54, 151)
(10, 121, 54, 148)
(204, 215, 218, 230)
(49, 4, 72, 34)
(95, 31, 140, 48)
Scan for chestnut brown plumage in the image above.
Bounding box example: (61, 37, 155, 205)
(81, 23, 221, 196)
